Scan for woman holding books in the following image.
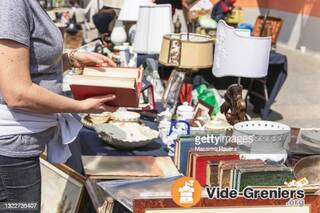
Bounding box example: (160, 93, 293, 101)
(0, 0, 116, 210)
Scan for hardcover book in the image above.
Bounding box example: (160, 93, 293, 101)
(231, 164, 269, 189)
(70, 67, 143, 107)
(187, 151, 239, 186)
(234, 165, 294, 191)
(218, 159, 264, 188)
(206, 161, 219, 186)
(174, 131, 228, 176)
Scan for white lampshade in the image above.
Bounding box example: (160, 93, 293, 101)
(102, 0, 124, 9)
(118, 0, 153, 21)
(212, 20, 271, 78)
(133, 4, 173, 54)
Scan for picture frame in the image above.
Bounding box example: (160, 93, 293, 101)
(40, 156, 86, 213)
(133, 196, 320, 213)
(85, 178, 115, 213)
(193, 100, 213, 120)
(140, 83, 156, 111)
(162, 70, 186, 111)
(252, 16, 283, 45)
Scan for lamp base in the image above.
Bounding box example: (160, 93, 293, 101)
(161, 69, 186, 113)
(110, 21, 127, 46)
(162, 68, 195, 112)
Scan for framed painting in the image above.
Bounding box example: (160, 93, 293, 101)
(193, 101, 213, 120)
(40, 158, 86, 213)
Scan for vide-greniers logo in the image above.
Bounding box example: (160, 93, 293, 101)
(171, 177, 202, 208)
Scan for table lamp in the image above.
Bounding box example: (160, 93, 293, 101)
(159, 33, 214, 108)
(159, 33, 214, 70)
(117, 0, 153, 44)
(133, 4, 173, 54)
(212, 20, 271, 123)
(102, 0, 124, 9)
(118, 0, 152, 22)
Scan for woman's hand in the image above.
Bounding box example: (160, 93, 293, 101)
(71, 52, 117, 69)
(79, 95, 118, 113)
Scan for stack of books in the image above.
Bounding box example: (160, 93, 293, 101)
(186, 151, 240, 186)
(174, 131, 228, 176)
(206, 159, 296, 190)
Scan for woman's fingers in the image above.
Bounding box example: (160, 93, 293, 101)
(92, 53, 117, 67)
(101, 55, 117, 67)
(86, 54, 104, 65)
(96, 94, 116, 103)
(74, 52, 117, 68)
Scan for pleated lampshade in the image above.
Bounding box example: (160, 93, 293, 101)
(118, 0, 153, 22)
(133, 4, 173, 54)
(102, 0, 124, 9)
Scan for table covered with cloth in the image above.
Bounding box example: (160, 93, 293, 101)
(66, 51, 287, 173)
(66, 119, 168, 174)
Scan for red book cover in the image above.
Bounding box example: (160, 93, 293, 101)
(195, 154, 240, 186)
(70, 85, 139, 107)
(70, 66, 144, 108)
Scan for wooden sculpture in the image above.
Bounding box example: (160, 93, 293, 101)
(221, 84, 248, 125)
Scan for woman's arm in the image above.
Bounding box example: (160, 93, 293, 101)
(0, 39, 116, 114)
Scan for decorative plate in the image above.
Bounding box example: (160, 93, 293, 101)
(94, 122, 159, 149)
(111, 111, 141, 122)
(301, 129, 320, 144)
(81, 115, 95, 129)
(299, 129, 320, 151)
(300, 139, 320, 153)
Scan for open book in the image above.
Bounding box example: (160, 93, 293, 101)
(69, 67, 143, 107)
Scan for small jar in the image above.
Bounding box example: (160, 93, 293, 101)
(176, 102, 194, 121)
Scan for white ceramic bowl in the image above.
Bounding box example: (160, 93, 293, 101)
(233, 121, 290, 158)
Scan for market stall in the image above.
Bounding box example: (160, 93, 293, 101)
(34, 1, 320, 213)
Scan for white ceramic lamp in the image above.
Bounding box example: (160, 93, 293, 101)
(110, 20, 127, 45)
(133, 4, 173, 54)
(118, 0, 152, 22)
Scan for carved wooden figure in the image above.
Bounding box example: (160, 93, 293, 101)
(221, 84, 248, 125)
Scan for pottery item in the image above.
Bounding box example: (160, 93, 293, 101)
(81, 112, 112, 128)
(176, 102, 194, 120)
(111, 21, 127, 46)
(234, 121, 290, 164)
(294, 155, 320, 185)
(112, 110, 141, 122)
(94, 122, 159, 149)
